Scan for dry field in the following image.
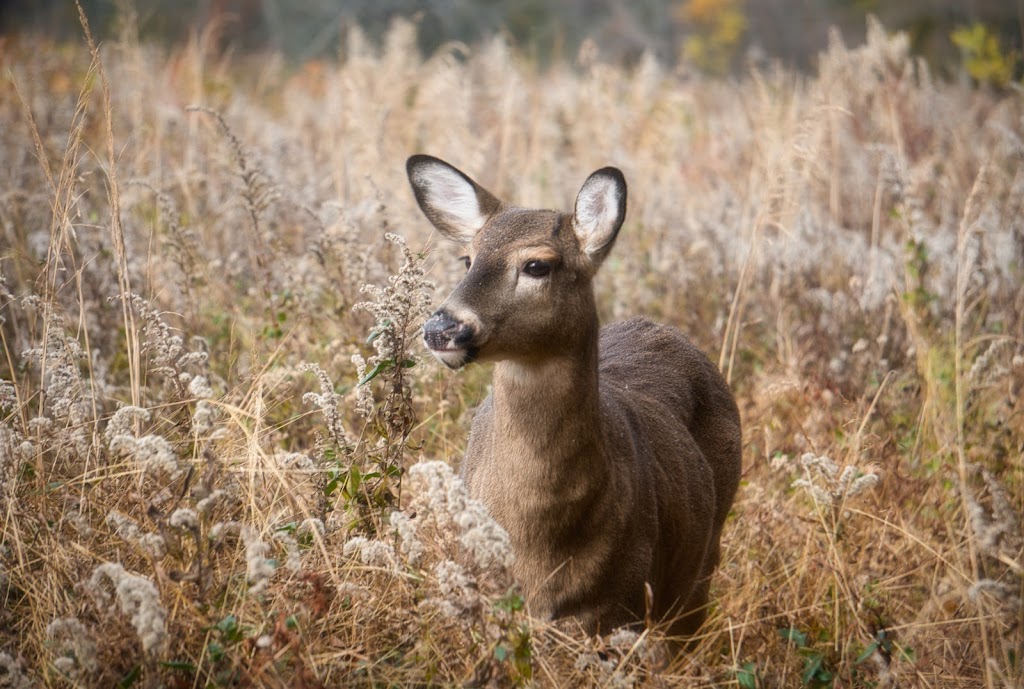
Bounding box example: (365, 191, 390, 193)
(1, 12, 1022, 689)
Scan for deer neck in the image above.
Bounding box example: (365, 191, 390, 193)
(489, 320, 606, 479)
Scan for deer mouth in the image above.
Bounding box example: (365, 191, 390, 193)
(428, 346, 478, 369)
(423, 311, 480, 369)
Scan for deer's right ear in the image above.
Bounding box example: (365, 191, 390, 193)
(407, 155, 500, 244)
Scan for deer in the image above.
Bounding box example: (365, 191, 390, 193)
(407, 154, 742, 638)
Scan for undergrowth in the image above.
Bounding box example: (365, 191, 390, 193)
(0, 12, 1021, 689)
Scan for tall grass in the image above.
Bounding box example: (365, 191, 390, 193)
(0, 14, 1021, 688)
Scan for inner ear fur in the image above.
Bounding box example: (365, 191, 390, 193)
(573, 167, 627, 266)
(407, 154, 501, 244)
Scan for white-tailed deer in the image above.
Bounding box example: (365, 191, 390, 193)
(408, 155, 741, 637)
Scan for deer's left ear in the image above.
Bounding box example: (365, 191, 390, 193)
(573, 167, 626, 268)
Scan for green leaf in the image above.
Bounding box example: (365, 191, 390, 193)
(159, 660, 196, 672)
(358, 359, 395, 386)
(951, 22, 1017, 86)
(801, 653, 832, 687)
(117, 665, 142, 687)
(779, 627, 808, 647)
(855, 641, 879, 664)
(366, 319, 391, 344)
(494, 645, 508, 662)
(207, 641, 225, 663)
(801, 654, 824, 686)
(214, 614, 244, 643)
(215, 615, 239, 635)
(495, 590, 525, 613)
(737, 661, 759, 689)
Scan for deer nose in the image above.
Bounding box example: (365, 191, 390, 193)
(423, 311, 472, 350)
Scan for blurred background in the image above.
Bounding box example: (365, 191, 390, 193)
(1, 0, 1021, 79)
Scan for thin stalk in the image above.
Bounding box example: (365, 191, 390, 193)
(77, 1, 142, 413)
(953, 165, 994, 689)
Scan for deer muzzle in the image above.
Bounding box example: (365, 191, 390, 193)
(423, 310, 478, 368)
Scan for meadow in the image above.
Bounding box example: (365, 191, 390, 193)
(0, 12, 1022, 688)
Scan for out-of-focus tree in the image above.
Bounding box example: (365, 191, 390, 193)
(2, 0, 1022, 79)
(674, 0, 747, 75)
(951, 22, 1019, 88)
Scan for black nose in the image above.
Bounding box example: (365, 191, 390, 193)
(423, 311, 471, 350)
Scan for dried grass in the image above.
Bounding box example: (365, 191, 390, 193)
(0, 14, 1021, 689)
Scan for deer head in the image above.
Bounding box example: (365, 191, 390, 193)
(407, 155, 627, 369)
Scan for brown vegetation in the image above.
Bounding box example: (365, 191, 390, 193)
(0, 13, 1021, 688)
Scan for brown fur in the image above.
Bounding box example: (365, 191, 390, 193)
(409, 155, 742, 636)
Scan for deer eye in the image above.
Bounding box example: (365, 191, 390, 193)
(459, 255, 471, 271)
(522, 259, 551, 278)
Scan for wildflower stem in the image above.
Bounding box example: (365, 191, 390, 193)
(77, 0, 143, 411)
(954, 164, 994, 689)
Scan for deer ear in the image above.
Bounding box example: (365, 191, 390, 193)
(573, 167, 626, 267)
(407, 155, 500, 244)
